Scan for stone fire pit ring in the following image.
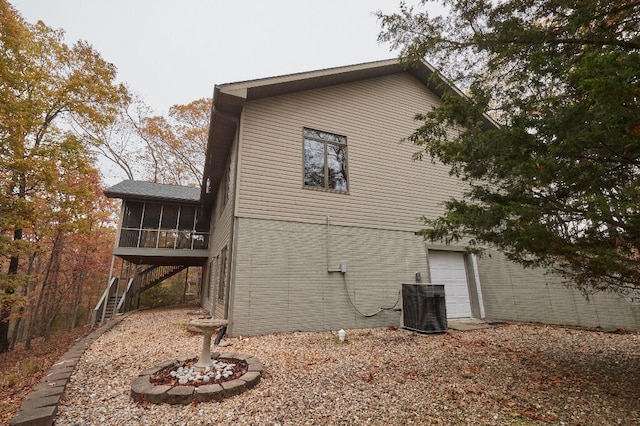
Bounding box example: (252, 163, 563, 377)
(131, 352, 263, 404)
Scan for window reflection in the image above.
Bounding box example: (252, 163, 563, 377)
(327, 144, 347, 191)
(303, 127, 348, 192)
(304, 139, 325, 188)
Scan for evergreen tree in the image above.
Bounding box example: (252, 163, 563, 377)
(378, 0, 640, 299)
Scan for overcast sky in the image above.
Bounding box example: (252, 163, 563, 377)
(12, 0, 427, 115)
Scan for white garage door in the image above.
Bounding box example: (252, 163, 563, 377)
(429, 251, 472, 318)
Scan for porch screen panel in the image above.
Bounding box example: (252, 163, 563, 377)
(120, 202, 143, 247)
(142, 203, 161, 228)
(140, 203, 161, 248)
(159, 204, 179, 248)
(161, 204, 179, 229)
(195, 207, 211, 232)
(122, 202, 143, 228)
(179, 206, 195, 230)
(177, 206, 196, 249)
(193, 206, 211, 249)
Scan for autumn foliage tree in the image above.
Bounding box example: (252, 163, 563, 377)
(136, 98, 211, 187)
(21, 141, 116, 348)
(377, 0, 640, 300)
(82, 96, 211, 187)
(0, 0, 129, 352)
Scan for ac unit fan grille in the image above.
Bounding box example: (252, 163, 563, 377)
(402, 284, 447, 333)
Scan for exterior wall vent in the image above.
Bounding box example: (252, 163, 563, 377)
(401, 284, 447, 333)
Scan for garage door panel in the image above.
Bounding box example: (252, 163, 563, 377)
(429, 251, 472, 318)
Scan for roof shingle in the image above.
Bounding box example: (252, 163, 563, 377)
(104, 180, 201, 203)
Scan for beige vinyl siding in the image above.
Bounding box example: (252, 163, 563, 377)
(477, 249, 640, 330)
(230, 217, 429, 336)
(203, 131, 238, 317)
(236, 73, 466, 231)
(226, 67, 640, 333)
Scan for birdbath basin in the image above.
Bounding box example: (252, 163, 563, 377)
(189, 318, 228, 371)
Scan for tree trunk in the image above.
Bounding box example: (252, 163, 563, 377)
(39, 231, 65, 339)
(71, 274, 83, 328)
(43, 292, 65, 339)
(0, 229, 23, 353)
(9, 280, 28, 350)
(25, 229, 62, 348)
(71, 229, 91, 328)
(9, 311, 23, 351)
(0, 309, 10, 353)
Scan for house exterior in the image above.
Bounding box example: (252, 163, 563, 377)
(103, 59, 640, 334)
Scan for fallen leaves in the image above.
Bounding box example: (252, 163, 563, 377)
(35, 308, 640, 425)
(0, 326, 89, 424)
(364, 371, 374, 383)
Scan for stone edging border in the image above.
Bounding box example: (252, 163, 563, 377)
(9, 314, 131, 426)
(130, 352, 263, 404)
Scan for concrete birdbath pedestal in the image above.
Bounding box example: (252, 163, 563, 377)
(130, 317, 263, 404)
(189, 318, 228, 371)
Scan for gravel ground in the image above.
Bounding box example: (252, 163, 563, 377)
(56, 306, 640, 425)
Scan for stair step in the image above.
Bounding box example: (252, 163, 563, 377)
(94, 263, 189, 325)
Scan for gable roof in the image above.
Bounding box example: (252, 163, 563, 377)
(202, 58, 479, 204)
(212, 58, 476, 116)
(201, 58, 499, 205)
(104, 180, 201, 204)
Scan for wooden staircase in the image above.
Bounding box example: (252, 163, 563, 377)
(105, 295, 121, 318)
(137, 264, 188, 293)
(93, 264, 188, 325)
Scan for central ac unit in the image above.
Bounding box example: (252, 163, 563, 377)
(401, 284, 447, 333)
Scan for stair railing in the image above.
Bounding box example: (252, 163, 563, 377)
(116, 277, 135, 314)
(92, 276, 118, 326)
(93, 264, 189, 325)
(137, 265, 187, 293)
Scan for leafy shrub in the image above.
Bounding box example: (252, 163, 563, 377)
(140, 276, 186, 308)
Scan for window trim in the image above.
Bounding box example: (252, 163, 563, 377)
(302, 127, 349, 193)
